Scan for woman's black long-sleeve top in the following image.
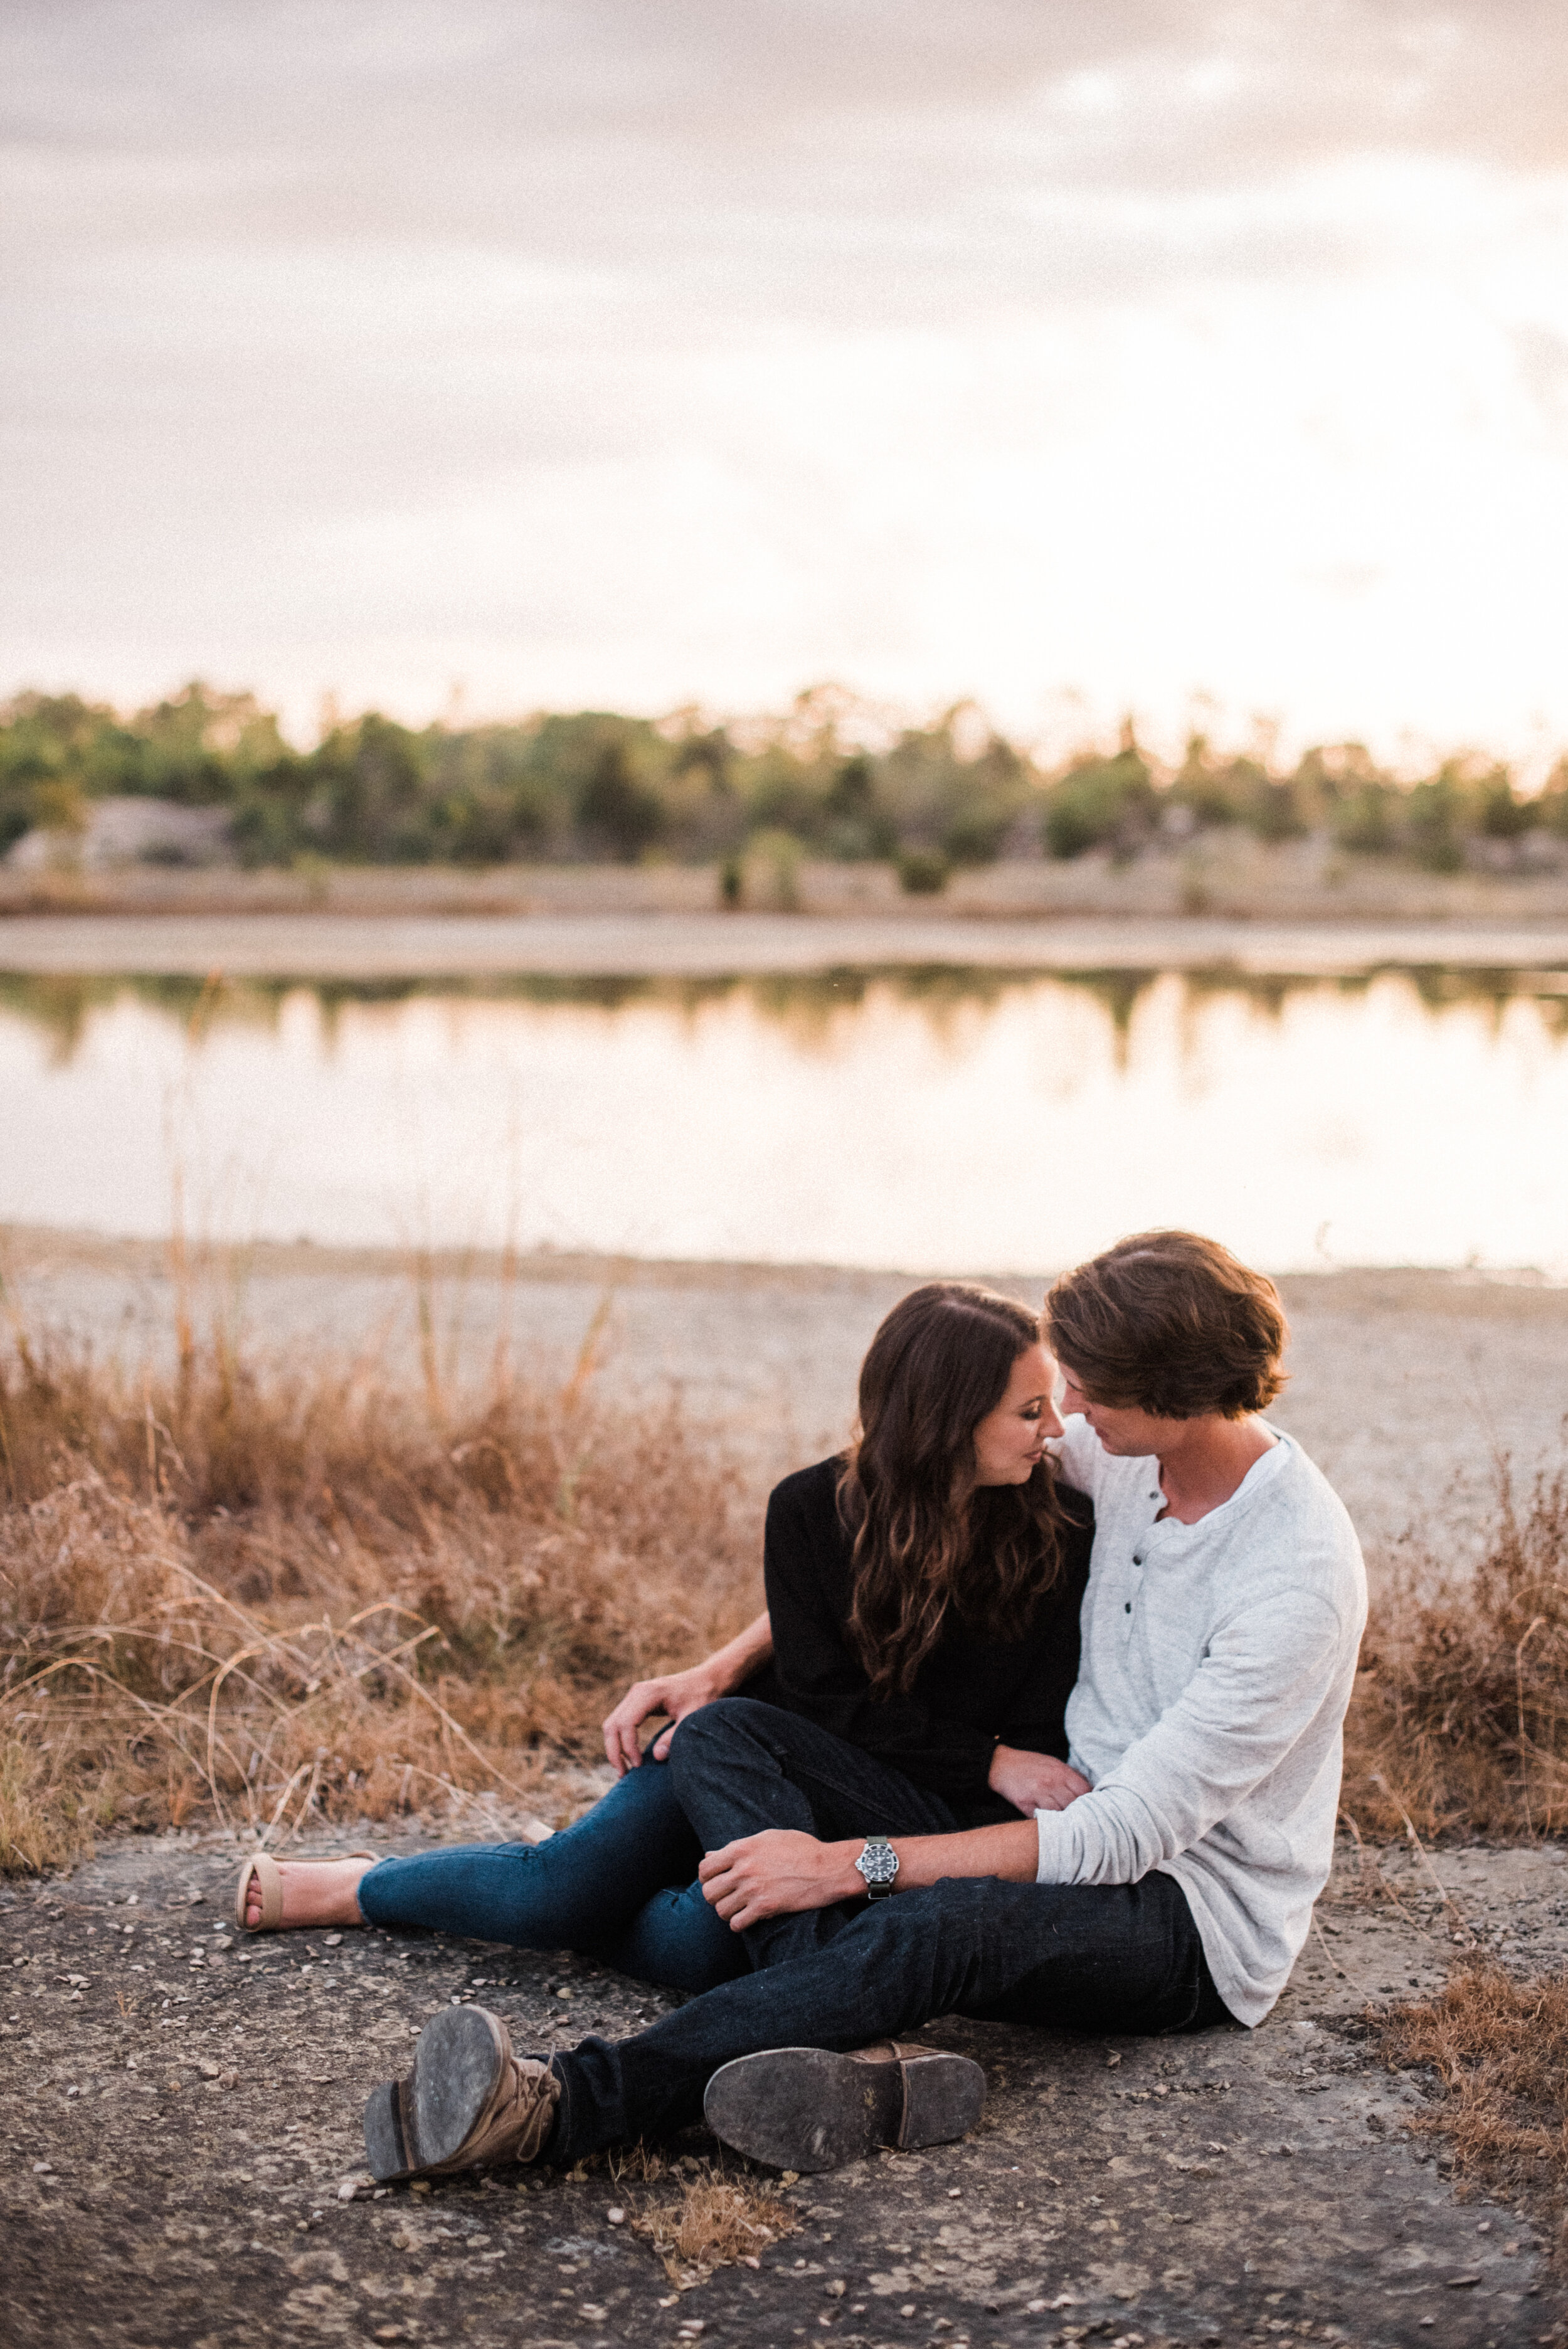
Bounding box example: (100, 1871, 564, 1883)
(746, 1455, 1093, 1813)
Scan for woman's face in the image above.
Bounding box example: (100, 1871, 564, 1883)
(970, 1342, 1064, 1487)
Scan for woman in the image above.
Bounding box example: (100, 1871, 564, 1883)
(236, 1283, 1093, 1991)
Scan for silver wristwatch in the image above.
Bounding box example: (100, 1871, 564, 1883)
(853, 1833, 899, 1900)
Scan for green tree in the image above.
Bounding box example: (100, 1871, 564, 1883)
(577, 739, 666, 861)
(1042, 729, 1156, 861)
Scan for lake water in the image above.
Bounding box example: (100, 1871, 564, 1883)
(3, 963, 1566, 1274)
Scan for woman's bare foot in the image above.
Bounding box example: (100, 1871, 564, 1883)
(241, 1854, 375, 1932)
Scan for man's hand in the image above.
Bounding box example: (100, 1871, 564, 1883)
(601, 1663, 726, 1773)
(698, 1831, 861, 1930)
(988, 1742, 1091, 1816)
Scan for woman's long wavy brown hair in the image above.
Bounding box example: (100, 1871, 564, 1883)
(836, 1283, 1073, 1699)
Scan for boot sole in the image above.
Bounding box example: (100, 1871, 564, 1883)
(364, 2006, 507, 2182)
(702, 2045, 985, 2173)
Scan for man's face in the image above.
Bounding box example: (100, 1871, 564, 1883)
(1058, 1363, 1179, 1459)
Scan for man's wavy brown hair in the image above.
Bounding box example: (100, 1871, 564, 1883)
(836, 1283, 1075, 1699)
(1046, 1229, 1288, 1421)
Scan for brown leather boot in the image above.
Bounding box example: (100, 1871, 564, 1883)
(364, 2006, 561, 2182)
(703, 2040, 985, 2172)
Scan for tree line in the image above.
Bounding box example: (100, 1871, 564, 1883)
(4, 681, 1567, 883)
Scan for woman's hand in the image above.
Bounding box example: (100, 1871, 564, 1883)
(987, 1742, 1091, 1816)
(601, 1610, 775, 1773)
(601, 1663, 726, 1773)
(698, 1831, 860, 1929)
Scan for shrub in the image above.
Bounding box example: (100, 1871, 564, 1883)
(896, 847, 951, 894)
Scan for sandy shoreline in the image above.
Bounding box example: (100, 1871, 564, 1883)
(3, 908, 1568, 978)
(5, 1224, 1564, 1574)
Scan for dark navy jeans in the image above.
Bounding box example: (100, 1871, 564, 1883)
(547, 1700, 1232, 2161)
(356, 1757, 746, 1994)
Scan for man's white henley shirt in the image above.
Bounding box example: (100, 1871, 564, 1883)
(1038, 1416, 1367, 2027)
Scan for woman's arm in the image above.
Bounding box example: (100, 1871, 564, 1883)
(601, 1610, 774, 1775)
(698, 1818, 1041, 1928)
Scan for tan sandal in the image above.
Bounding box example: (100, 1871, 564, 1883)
(235, 1849, 376, 1933)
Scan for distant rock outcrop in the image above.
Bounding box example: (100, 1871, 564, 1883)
(4, 795, 235, 872)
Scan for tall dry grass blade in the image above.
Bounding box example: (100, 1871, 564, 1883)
(0, 1304, 758, 1868)
(1381, 1966, 1568, 2257)
(1345, 1444, 1568, 1843)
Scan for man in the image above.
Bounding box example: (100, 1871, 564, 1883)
(363, 1231, 1365, 2183)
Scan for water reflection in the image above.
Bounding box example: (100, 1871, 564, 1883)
(5, 960, 1568, 1063)
(1, 963, 1565, 1272)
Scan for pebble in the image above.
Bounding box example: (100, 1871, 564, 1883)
(337, 2179, 361, 2202)
(606, 2207, 625, 2225)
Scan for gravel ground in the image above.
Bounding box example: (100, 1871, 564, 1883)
(4, 1815, 1566, 2349)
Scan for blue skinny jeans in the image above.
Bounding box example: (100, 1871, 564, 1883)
(354, 1757, 748, 1994)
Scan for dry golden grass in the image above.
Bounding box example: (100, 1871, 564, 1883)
(4, 1260, 1566, 1880)
(1381, 1966, 1568, 2247)
(0, 1314, 760, 1874)
(627, 2162, 801, 2287)
(1344, 1448, 1568, 1841)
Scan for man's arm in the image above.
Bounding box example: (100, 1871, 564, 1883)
(697, 1588, 1353, 1924)
(697, 1818, 1041, 1929)
(601, 1611, 774, 1774)
(1034, 1588, 1350, 1886)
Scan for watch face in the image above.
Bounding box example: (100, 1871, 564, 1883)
(857, 1840, 898, 1885)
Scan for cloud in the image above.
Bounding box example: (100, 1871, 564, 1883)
(4, 1, 1568, 750)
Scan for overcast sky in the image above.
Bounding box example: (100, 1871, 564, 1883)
(5, 0, 1568, 762)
